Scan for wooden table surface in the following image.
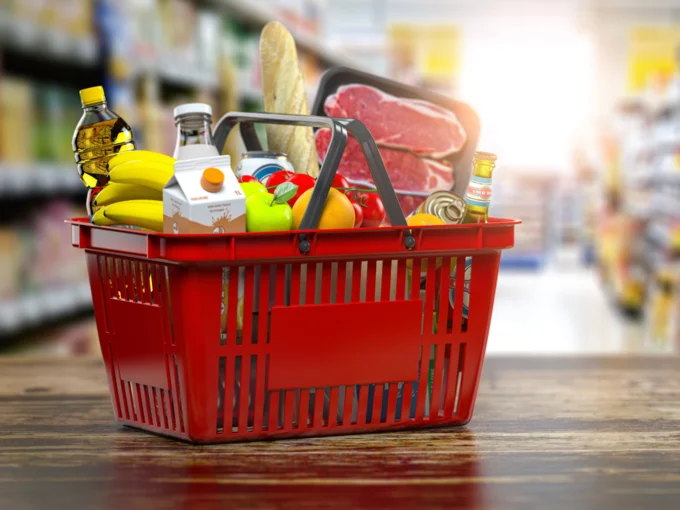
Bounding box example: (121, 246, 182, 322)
(1, 356, 679, 510)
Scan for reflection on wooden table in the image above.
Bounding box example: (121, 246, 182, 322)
(0, 356, 679, 509)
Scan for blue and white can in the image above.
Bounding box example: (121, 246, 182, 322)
(236, 151, 294, 185)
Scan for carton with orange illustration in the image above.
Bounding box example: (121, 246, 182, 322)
(163, 155, 246, 234)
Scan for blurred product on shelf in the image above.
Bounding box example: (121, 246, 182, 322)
(4, 318, 100, 357)
(490, 172, 552, 270)
(0, 229, 21, 299)
(0, 199, 90, 338)
(645, 269, 676, 346)
(26, 201, 89, 289)
(0, 77, 34, 163)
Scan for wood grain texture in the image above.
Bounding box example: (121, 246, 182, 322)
(1, 356, 679, 510)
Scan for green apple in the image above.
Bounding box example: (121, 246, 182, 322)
(240, 181, 267, 198)
(245, 182, 298, 232)
(246, 193, 293, 232)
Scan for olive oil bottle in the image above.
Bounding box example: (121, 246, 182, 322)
(73, 86, 135, 213)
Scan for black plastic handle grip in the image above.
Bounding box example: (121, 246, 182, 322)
(212, 112, 409, 235)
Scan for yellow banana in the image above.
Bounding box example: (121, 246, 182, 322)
(108, 150, 176, 170)
(105, 200, 164, 232)
(108, 160, 174, 191)
(92, 207, 116, 226)
(92, 200, 164, 232)
(94, 183, 163, 207)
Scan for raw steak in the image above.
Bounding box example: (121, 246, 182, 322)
(315, 128, 454, 194)
(324, 84, 466, 158)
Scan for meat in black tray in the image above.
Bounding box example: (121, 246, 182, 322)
(311, 67, 480, 217)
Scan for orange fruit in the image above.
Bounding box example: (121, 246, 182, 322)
(292, 187, 355, 230)
(406, 213, 445, 226)
(406, 213, 446, 272)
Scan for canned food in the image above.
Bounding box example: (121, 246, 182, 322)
(236, 151, 294, 185)
(413, 191, 467, 224)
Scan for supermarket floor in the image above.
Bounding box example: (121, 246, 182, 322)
(488, 252, 670, 355)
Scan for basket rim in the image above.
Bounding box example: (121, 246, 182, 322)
(67, 216, 521, 239)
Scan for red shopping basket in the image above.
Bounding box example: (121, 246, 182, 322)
(70, 113, 519, 443)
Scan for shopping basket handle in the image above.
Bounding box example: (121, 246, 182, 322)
(213, 113, 414, 252)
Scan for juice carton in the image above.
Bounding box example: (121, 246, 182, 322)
(163, 155, 246, 234)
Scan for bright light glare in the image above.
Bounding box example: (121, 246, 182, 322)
(460, 30, 594, 173)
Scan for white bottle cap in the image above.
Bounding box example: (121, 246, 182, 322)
(173, 103, 213, 119)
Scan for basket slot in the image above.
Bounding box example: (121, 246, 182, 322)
(297, 389, 310, 429)
(257, 267, 271, 346)
(141, 385, 152, 425)
(139, 263, 151, 304)
(336, 263, 348, 304)
(366, 383, 382, 424)
(314, 388, 326, 427)
(327, 387, 339, 428)
(289, 263, 302, 305)
(318, 263, 331, 304)
(453, 343, 466, 416)
(135, 383, 147, 424)
(128, 261, 139, 302)
(147, 385, 160, 427)
(154, 388, 168, 429)
(225, 268, 239, 345)
(216, 356, 226, 433)
(328, 263, 338, 304)
(384, 382, 398, 423)
(238, 355, 254, 432)
(97, 256, 112, 332)
(106, 343, 123, 419)
(438, 257, 451, 336)
(430, 343, 448, 419)
(450, 256, 466, 333)
(300, 264, 312, 305)
(126, 381, 138, 422)
(414, 345, 430, 419)
(241, 268, 255, 347)
(396, 259, 407, 301)
(164, 354, 178, 431)
(231, 356, 242, 432)
(423, 258, 437, 336)
(170, 354, 185, 433)
(350, 262, 362, 303)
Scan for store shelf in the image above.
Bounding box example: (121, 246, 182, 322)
(0, 164, 84, 197)
(0, 283, 92, 337)
(0, 16, 97, 65)
(214, 0, 364, 70)
(133, 56, 220, 90)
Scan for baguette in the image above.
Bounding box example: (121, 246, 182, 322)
(259, 22, 319, 177)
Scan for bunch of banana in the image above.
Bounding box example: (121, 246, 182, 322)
(91, 150, 175, 232)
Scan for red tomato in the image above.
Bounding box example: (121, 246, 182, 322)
(286, 174, 316, 206)
(331, 173, 350, 190)
(239, 175, 259, 183)
(266, 170, 295, 191)
(351, 201, 364, 228)
(357, 192, 386, 228)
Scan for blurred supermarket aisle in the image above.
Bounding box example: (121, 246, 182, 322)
(489, 263, 650, 355)
(1, 0, 679, 356)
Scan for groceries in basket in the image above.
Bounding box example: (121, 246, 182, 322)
(73, 86, 136, 215)
(163, 156, 245, 234)
(66, 18, 521, 445)
(173, 103, 220, 160)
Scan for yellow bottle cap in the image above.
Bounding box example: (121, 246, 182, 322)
(475, 152, 497, 162)
(79, 86, 106, 107)
(201, 167, 224, 193)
